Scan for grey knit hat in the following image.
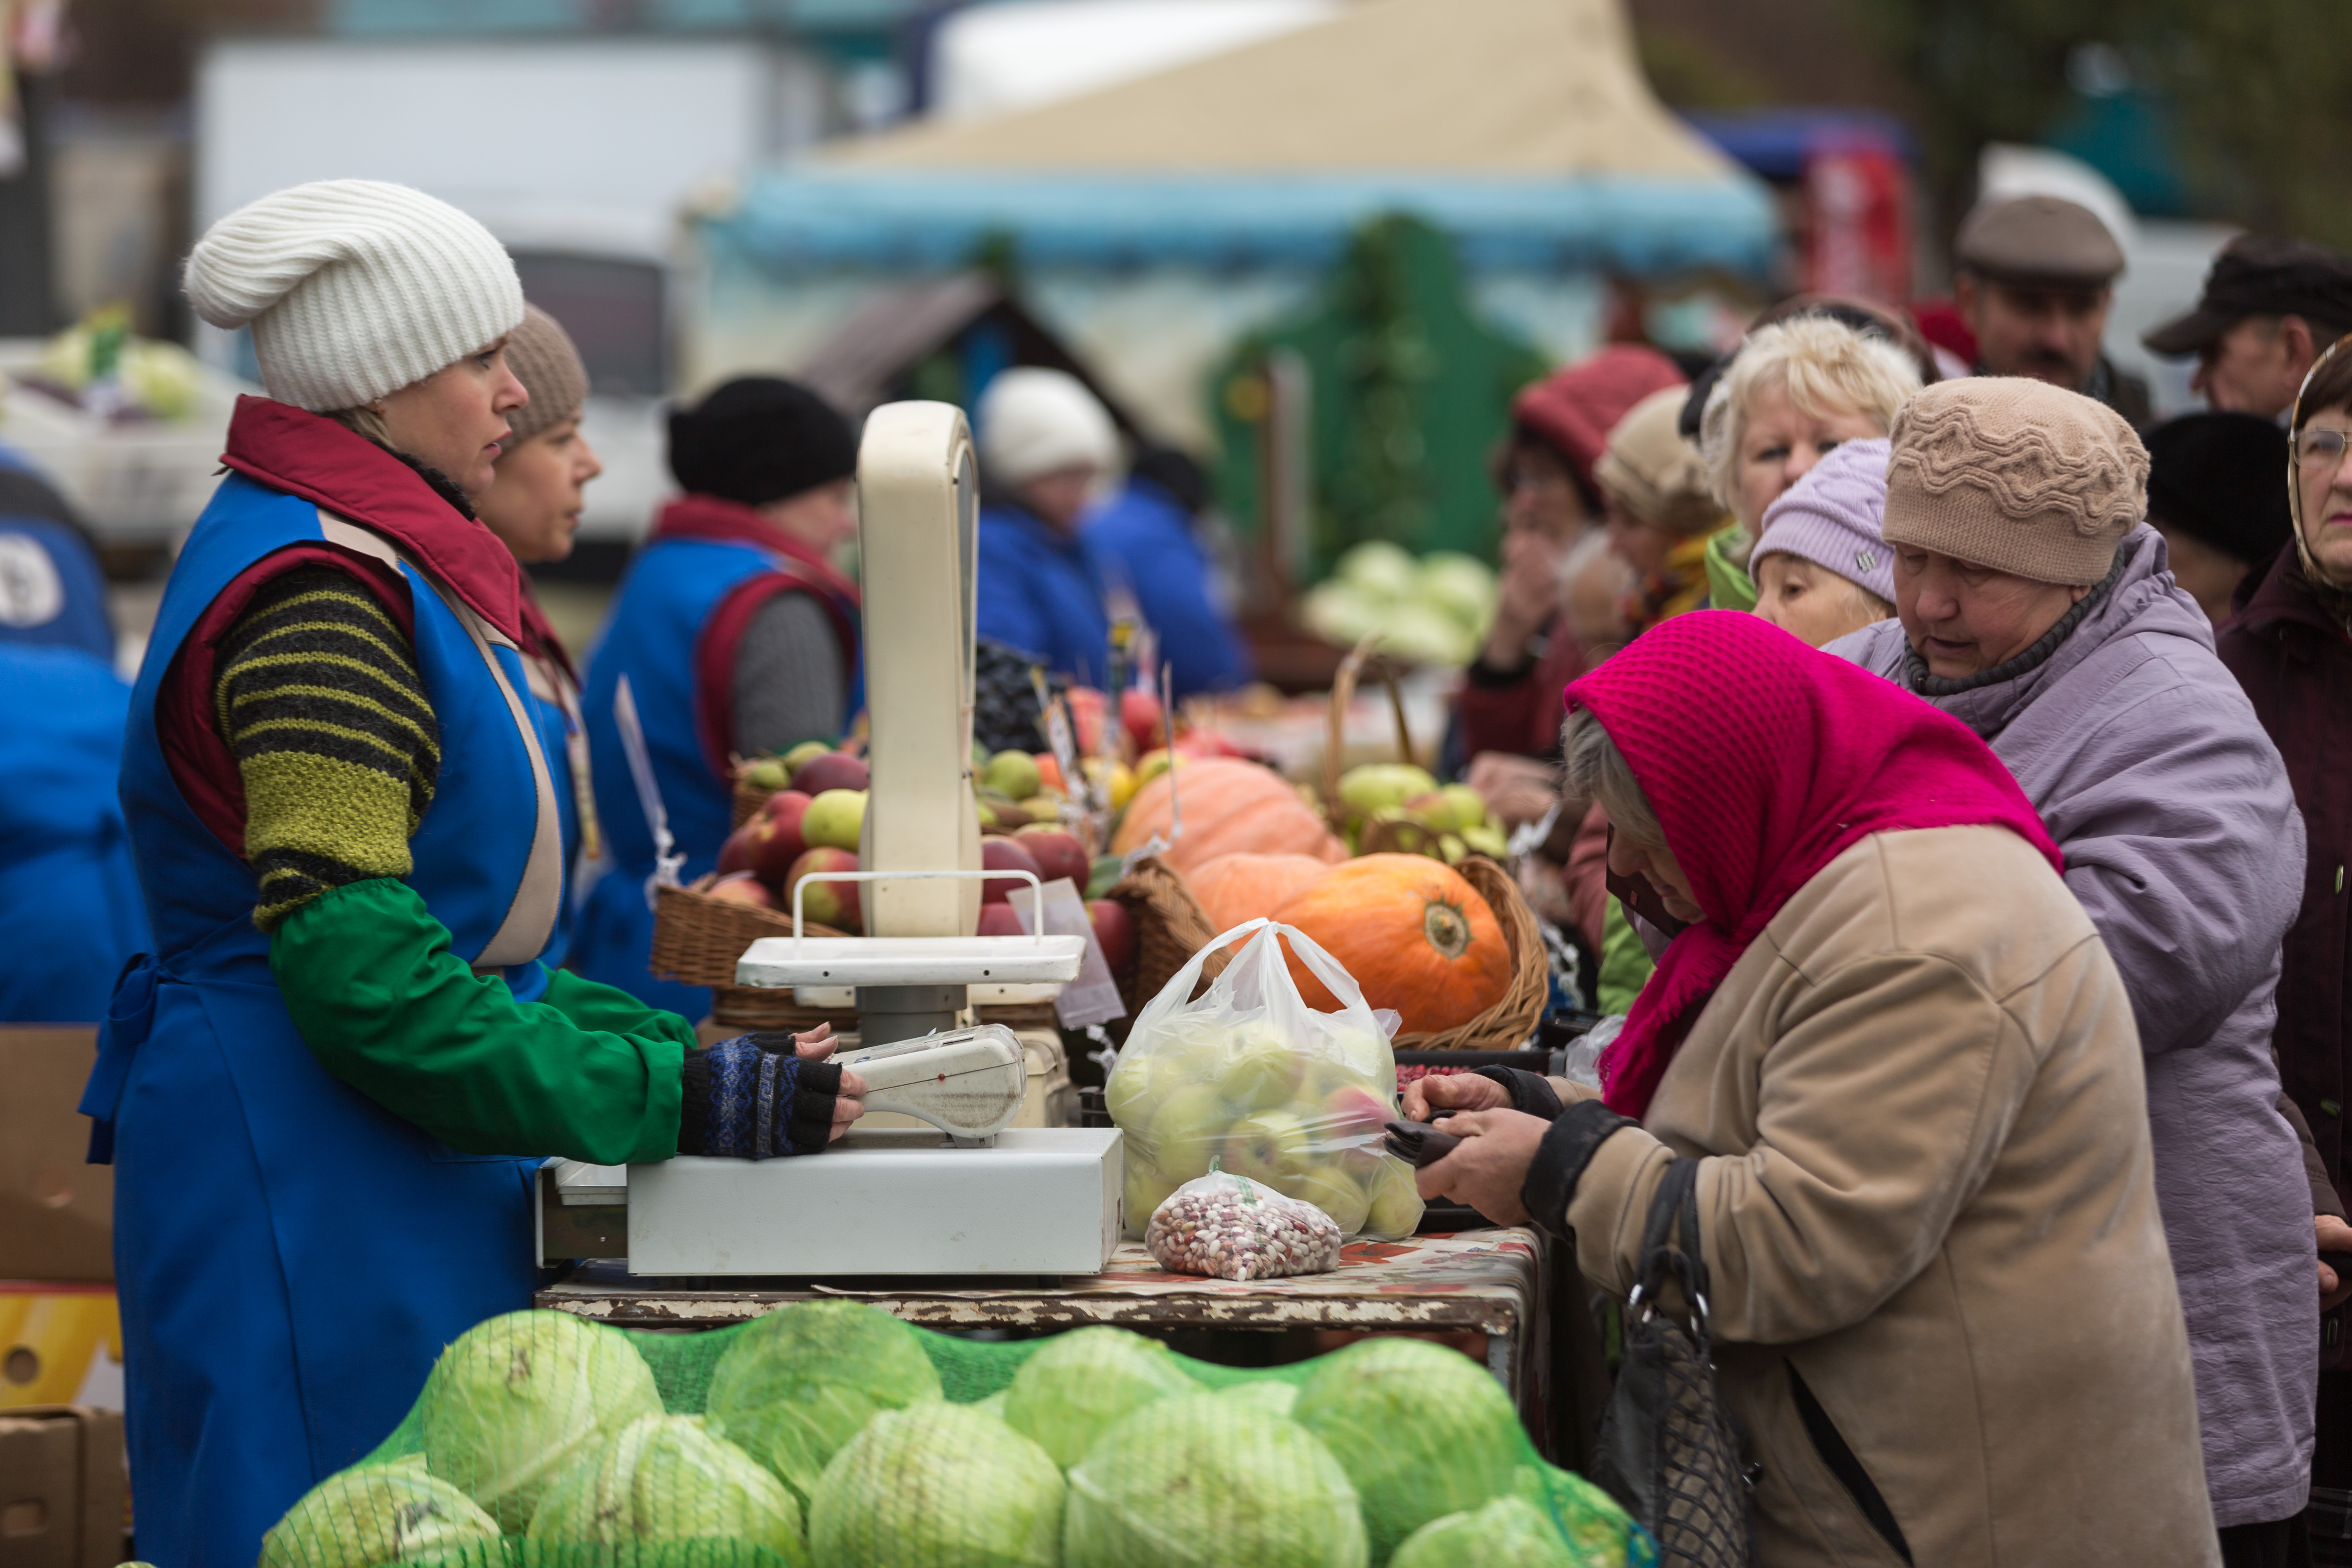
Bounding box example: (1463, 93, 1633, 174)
(502, 304, 591, 446)
(1751, 438, 1896, 602)
(184, 179, 523, 412)
(1882, 379, 2147, 586)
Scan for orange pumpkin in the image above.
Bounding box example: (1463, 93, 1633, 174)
(1111, 757, 1346, 875)
(1187, 852, 1333, 935)
(1272, 854, 1512, 1033)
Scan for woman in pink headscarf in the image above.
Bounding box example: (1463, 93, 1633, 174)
(1408, 610, 2217, 1567)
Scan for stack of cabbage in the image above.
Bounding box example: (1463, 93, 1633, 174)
(261, 1306, 1640, 1568)
(1301, 542, 1499, 668)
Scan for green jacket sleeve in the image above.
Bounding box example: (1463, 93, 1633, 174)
(539, 966, 700, 1054)
(1596, 896, 1657, 1016)
(271, 878, 685, 1164)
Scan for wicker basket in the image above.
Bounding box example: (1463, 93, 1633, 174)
(1390, 854, 1549, 1052)
(1320, 633, 1423, 841)
(649, 879, 850, 988)
(731, 770, 775, 829)
(1104, 854, 1224, 1015)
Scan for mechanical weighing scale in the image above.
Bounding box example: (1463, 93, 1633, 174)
(542, 402, 1125, 1278)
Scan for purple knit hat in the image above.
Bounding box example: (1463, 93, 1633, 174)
(1751, 438, 1895, 603)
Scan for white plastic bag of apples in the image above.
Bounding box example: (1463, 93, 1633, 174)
(1106, 918, 1425, 1242)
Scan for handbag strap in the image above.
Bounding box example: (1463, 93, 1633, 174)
(1631, 1158, 1711, 1332)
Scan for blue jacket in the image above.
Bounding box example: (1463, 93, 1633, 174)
(0, 643, 149, 1021)
(1086, 478, 1253, 698)
(975, 501, 1114, 686)
(0, 442, 115, 662)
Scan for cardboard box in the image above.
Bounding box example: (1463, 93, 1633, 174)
(0, 1291, 121, 1414)
(0, 1030, 110, 1283)
(0, 1405, 125, 1568)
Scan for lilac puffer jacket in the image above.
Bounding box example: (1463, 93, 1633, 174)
(1830, 526, 2317, 1528)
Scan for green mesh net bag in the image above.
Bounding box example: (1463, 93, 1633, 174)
(260, 1304, 1653, 1568)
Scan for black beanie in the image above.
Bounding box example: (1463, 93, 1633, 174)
(667, 377, 858, 505)
(2144, 412, 2293, 566)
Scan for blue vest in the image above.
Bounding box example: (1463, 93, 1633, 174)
(0, 643, 150, 1020)
(82, 474, 562, 1568)
(573, 535, 856, 1016)
(521, 648, 587, 972)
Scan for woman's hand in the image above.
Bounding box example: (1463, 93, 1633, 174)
(1411, 1108, 1552, 1226)
(1399, 1070, 1510, 1123)
(1465, 752, 1562, 830)
(1483, 530, 1567, 666)
(791, 1025, 866, 1142)
(2320, 1213, 2352, 1310)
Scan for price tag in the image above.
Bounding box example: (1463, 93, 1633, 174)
(1015, 876, 1127, 1028)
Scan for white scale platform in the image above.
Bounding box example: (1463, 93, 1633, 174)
(625, 1127, 1124, 1277)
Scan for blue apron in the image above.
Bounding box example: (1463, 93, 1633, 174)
(573, 536, 858, 1016)
(82, 474, 563, 1568)
(0, 643, 150, 1020)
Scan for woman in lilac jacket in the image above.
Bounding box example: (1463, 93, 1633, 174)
(1828, 379, 2316, 1564)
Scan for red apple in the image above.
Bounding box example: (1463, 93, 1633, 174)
(706, 872, 774, 908)
(980, 836, 1044, 905)
(976, 903, 1027, 937)
(791, 752, 870, 796)
(1120, 687, 1164, 752)
(1012, 825, 1089, 890)
(1066, 687, 1108, 754)
(753, 792, 813, 887)
(1089, 898, 1136, 974)
(784, 846, 862, 931)
(716, 821, 760, 876)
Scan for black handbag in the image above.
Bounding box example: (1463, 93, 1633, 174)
(1588, 1158, 1759, 1568)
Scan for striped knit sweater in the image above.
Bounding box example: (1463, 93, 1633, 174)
(215, 564, 440, 928)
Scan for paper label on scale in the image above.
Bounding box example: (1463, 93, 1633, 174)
(1016, 876, 1127, 1028)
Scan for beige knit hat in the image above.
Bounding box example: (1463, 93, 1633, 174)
(184, 179, 523, 412)
(502, 304, 591, 446)
(1882, 378, 2147, 585)
(1594, 386, 1726, 535)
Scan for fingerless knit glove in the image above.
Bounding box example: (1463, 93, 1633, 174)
(678, 1035, 847, 1159)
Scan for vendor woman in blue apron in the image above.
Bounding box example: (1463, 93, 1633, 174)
(84, 181, 866, 1568)
(575, 377, 862, 1015)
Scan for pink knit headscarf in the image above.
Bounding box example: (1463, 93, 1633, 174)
(1565, 611, 2064, 1118)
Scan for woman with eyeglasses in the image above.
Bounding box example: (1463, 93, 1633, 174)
(2219, 336, 2352, 1568)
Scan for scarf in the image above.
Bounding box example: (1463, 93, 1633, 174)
(1565, 610, 2064, 1117)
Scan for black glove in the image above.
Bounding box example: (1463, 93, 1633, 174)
(1474, 1066, 1566, 1121)
(678, 1035, 847, 1159)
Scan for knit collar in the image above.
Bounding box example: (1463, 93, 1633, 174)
(2236, 542, 2352, 644)
(220, 396, 525, 642)
(651, 493, 861, 606)
(1904, 550, 2126, 697)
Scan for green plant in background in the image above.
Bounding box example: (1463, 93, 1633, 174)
(1212, 214, 1546, 585)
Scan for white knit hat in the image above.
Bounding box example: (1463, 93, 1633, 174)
(184, 180, 524, 412)
(977, 368, 1120, 487)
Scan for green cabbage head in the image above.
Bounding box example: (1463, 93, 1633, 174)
(1064, 1393, 1366, 1568)
(526, 1413, 805, 1563)
(1001, 1326, 1195, 1468)
(258, 1463, 500, 1568)
(417, 1308, 661, 1531)
(1292, 1336, 1526, 1563)
(703, 1301, 942, 1506)
(1389, 1496, 1578, 1568)
(810, 1401, 1064, 1568)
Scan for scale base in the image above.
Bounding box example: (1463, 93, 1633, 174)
(626, 1127, 1123, 1277)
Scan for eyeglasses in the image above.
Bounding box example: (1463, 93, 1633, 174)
(2295, 426, 2352, 467)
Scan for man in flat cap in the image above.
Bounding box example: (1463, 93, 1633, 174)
(1954, 193, 2152, 428)
(2144, 234, 2352, 421)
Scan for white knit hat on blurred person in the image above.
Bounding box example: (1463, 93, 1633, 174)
(977, 368, 1120, 487)
(184, 179, 524, 413)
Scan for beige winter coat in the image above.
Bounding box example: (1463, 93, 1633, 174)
(1563, 825, 2216, 1567)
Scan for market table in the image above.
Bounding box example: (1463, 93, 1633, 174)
(536, 1227, 1559, 1455)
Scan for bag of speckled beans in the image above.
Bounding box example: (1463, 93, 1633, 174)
(1145, 1167, 1344, 1281)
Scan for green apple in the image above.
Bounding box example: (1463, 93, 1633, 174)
(1141, 1084, 1233, 1178)
(1362, 1156, 1426, 1239)
(1438, 832, 1468, 865)
(1220, 1110, 1312, 1187)
(1460, 823, 1508, 859)
(1103, 1055, 1155, 1129)
(1214, 1023, 1306, 1112)
(1122, 1156, 1180, 1239)
(741, 757, 790, 794)
(1339, 762, 1439, 813)
(801, 788, 866, 851)
(780, 740, 833, 776)
(1273, 1162, 1371, 1235)
(981, 750, 1043, 801)
(1439, 782, 1487, 830)
(1404, 791, 1466, 832)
